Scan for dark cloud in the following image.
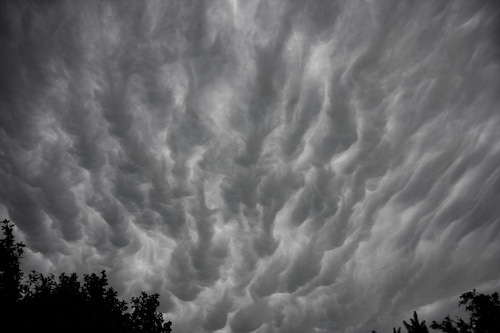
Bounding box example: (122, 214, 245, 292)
(1, 0, 500, 332)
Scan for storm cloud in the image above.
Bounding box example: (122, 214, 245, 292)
(1, 1, 500, 332)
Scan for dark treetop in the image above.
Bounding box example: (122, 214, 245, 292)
(374, 288, 500, 333)
(0, 218, 173, 333)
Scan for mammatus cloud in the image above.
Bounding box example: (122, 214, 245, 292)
(1, 0, 500, 332)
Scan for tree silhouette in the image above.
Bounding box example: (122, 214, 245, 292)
(372, 325, 404, 333)
(373, 290, 500, 333)
(430, 315, 470, 333)
(431, 290, 500, 333)
(0, 219, 25, 307)
(403, 311, 429, 333)
(19, 271, 136, 332)
(131, 292, 173, 333)
(0, 218, 173, 332)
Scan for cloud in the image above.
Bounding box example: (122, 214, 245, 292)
(1, 0, 500, 332)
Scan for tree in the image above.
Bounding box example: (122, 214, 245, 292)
(0, 218, 173, 332)
(373, 328, 401, 333)
(430, 315, 471, 333)
(403, 311, 429, 333)
(19, 270, 134, 332)
(372, 290, 500, 333)
(131, 292, 172, 333)
(0, 219, 25, 307)
(83, 270, 129, 318)
(431, 290, 500, 333)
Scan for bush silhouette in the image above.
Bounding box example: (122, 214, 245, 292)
(0, 218, 172, 332)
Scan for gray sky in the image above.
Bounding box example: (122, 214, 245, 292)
(1, 1, 500, 332)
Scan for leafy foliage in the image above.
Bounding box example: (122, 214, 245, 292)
(0, 218, 172, 332)
(0, 219, 25, 305)
(131, 292, 173, 333)
(403, 311, 429, 333)
(430, 289, 500, 333)
(384, 290, 500, 333)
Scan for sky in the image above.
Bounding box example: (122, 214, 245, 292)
(1, 1, 500, 332)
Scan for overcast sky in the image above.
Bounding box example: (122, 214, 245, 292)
(1, 1, 500, 332)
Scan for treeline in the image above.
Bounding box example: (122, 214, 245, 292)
(373, 289, 500, 333)
(0, 219, 172, 332)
